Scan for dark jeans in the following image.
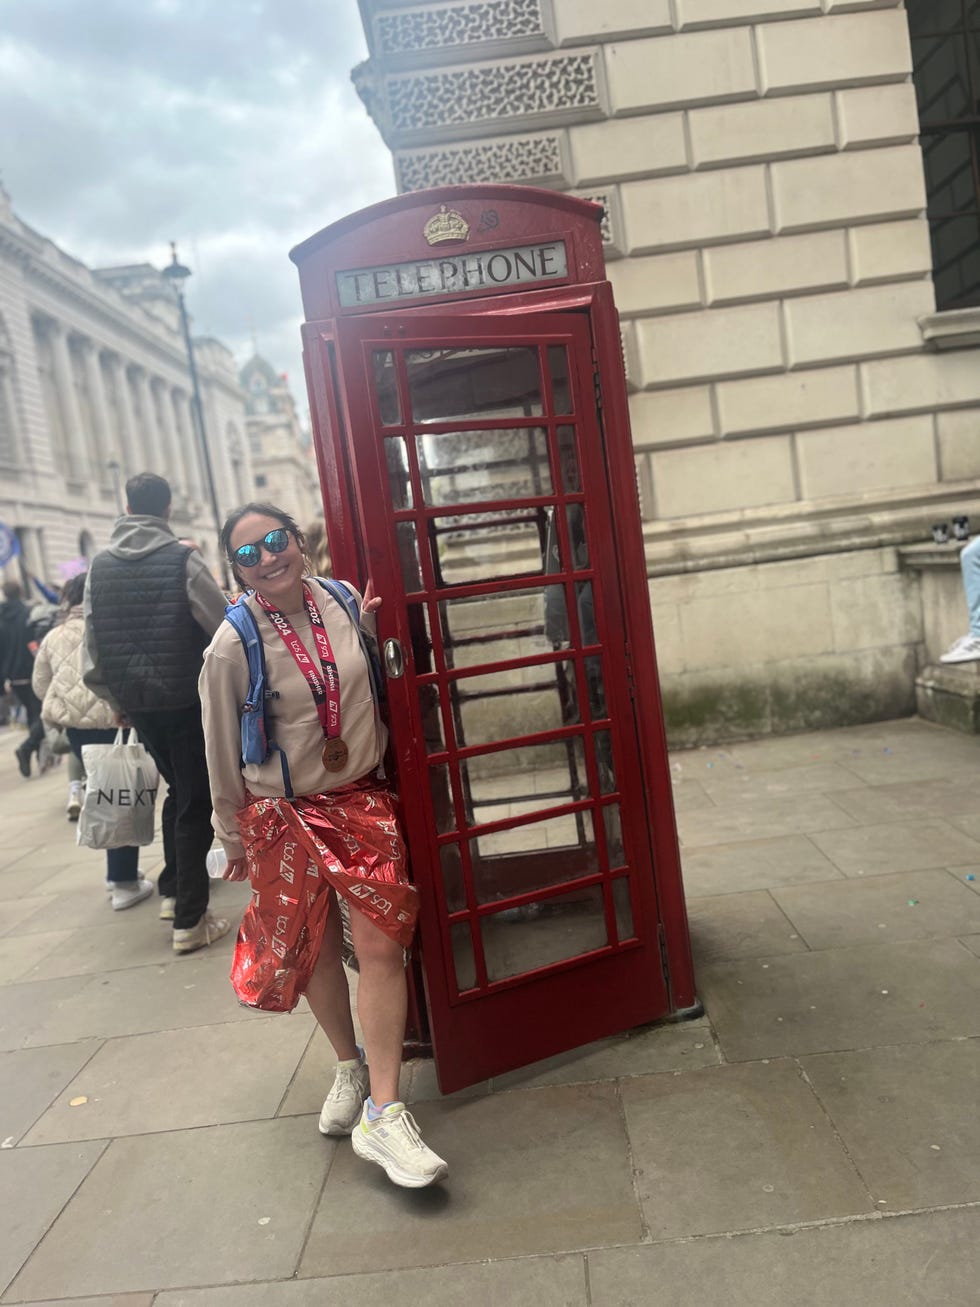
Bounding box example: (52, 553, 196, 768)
(130, 705, 211, 931)
(65, 727, 140, 884)
(11, 682, 45, 759)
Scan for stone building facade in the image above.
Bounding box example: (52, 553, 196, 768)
(240, 354, 321, 530)
(0, 187, 253, 587)
(350, 0, 980, 742)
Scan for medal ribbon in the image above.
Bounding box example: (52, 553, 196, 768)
(255, 583, 341, 742)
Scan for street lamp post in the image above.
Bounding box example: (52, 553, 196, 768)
(161, 242, 229, 588)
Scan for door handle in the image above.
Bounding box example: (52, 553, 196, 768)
(383, 638, 405, 679)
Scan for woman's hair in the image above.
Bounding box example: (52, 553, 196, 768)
(220, 502, 310, 587)
(61, 572, 87, 609)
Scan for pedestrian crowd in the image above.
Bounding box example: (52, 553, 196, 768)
(0, 470, 448, 1189)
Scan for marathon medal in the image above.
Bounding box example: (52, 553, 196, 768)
(321, 737, 349, 772)
(257, 583, 346, 775)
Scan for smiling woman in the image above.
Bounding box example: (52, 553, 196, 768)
(199, 499, 449, 1190)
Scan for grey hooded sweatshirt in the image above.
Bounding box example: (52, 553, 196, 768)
(83, 515, 228, 714)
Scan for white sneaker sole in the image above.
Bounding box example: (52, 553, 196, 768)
(173, 918, 231, 953)
(351, 1127, 449, 1188)
(318, 1112, 361, 1137)
(111, 882, 154, 911)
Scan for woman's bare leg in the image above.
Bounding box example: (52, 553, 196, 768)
(347, 907, 407, 1106)
(304, 892, 359, 1062)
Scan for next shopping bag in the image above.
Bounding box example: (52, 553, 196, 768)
(78, 728, 159, 849)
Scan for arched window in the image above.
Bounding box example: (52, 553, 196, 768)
(79, 530, 95, 561)
(908, 2, 980, 308)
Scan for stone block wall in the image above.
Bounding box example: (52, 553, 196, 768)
(650, 548, 923, 746)
(355, 0, 980, 742)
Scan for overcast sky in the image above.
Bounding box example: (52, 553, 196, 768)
(0, 0, 394, 407)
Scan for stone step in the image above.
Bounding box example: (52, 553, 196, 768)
(916, 661, 980, 734)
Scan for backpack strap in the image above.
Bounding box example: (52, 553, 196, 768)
(223, 601, 265, 722)
(318, 577, 360, 625)
(223, 598, 293, 798)
(315, 578, 385, 706)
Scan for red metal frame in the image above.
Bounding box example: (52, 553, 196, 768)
(293, 186, 696, 1092)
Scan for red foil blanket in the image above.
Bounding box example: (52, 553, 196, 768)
(232, 781, 418, 1013)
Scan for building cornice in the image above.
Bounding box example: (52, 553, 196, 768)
(22, 259, 189, 372)
(919, 307, 980, 351)
(0, 216, 235, 390)
(642, 484, 980, 578)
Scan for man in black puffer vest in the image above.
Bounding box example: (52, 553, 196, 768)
(84, 473, 231, 954)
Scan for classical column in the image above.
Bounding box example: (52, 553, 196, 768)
(134, 368, 166, 476)
(48, 322, 89, 480)
(199, 382, 232, 516)
(173, 389, 203, 503)
(108, 356, 140, 475)
(152, 377, 183, 492)
(0, 357, 18, 465)
(214, 413, 237, 518)
(81, 341, 113, 475)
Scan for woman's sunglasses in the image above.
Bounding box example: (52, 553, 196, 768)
(233, 527, 291, 568)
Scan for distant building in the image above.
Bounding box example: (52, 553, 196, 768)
(0, 186, 252, 586)
(349, 0, 980, 742)
(240, 354, 321, 530)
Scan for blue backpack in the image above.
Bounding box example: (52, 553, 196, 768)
(223, 578, 384, 797)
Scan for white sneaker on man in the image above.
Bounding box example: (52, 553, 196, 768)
(66, 781, 83, 822)
(318, 1055, 370, 1135)
(940, 634, 980, 664)
(159, 896, 177, 921)
(172, 912, 231, 954)
(110, 876, 154, 911)
(351, 1102, 448, 1188)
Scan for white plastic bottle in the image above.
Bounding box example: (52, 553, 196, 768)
(206, 848, 228, 878)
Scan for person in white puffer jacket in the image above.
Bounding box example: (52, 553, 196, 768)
(32, 573, 151, 911)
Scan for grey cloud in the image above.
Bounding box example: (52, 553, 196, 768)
(1, 0, 363, 98)
(0, 0, 393, 390)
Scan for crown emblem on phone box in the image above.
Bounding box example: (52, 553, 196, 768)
(423, 206, 470, 246)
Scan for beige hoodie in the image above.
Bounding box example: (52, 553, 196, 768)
(199, 581, 385, 860)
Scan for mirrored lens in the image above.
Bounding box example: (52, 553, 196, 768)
(263, 529, 289, 554)
(235, 528, 290, 567)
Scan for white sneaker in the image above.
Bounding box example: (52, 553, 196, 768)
(940, 634, 980, 664)
(351, 1102, 448, 1188)
(66, 781, 83, 822)
(159, 896, 177, 921)
(318, 1055, 370, 1136)
(110, 876, 154, 911)
(172, 912, 231, 954)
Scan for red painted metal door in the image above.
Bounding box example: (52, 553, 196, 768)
(333, 308, 669, 1092)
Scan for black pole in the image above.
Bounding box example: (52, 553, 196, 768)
(165, 247, 229, 589)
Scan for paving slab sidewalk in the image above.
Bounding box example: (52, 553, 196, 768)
(0, 716, 978, 1304)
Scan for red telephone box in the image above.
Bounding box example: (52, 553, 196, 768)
(290, 185, 697, 1093)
